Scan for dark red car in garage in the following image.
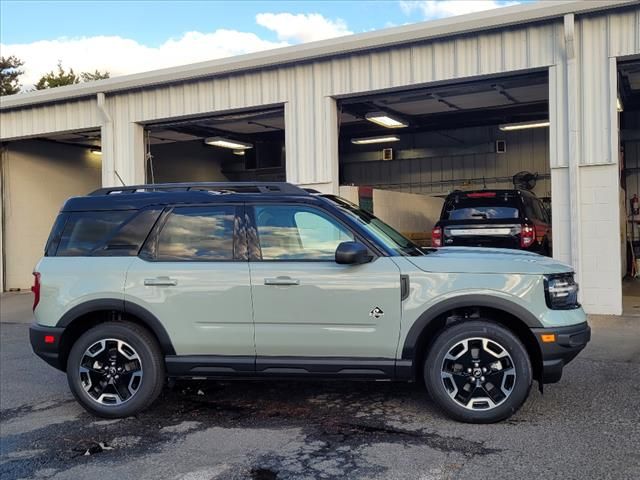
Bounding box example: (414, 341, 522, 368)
(432, 189, 552, 256)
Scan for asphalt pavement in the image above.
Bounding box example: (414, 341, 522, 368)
(1, 292, 639, 480)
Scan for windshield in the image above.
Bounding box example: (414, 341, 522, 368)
(321, 195, 425, 256)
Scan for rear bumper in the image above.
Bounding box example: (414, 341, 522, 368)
(29, 323, 66, 371)
(532, 321, 591, 384)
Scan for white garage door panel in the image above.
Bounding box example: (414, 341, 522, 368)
(2, 141, 101, 290)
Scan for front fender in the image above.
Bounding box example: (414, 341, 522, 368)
(400, 292, 543, 360)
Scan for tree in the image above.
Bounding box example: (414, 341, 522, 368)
(35, 61, 80, 90)
(0, 56, 25, 96)
(81, 70, 110, 82)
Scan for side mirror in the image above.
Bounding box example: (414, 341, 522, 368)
(335, 241, 372, 265)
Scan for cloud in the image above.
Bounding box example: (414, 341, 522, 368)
(256, 13, 352, 43)
(2, 12, 354, 90)
(1, 29, 289, 89)
(399, 1, 522, 19)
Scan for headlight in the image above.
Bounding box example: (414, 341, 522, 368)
(544, 273, 580, 310)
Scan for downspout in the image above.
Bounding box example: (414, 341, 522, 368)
(96, 92, 125, 186)
(564, 13, 582, 282)
(0, 143, 7, 292)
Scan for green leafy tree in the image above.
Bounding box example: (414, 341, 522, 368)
(35, 61, 80, 90)
(0, 55, 25, 96)
(81, 70, 110, 82)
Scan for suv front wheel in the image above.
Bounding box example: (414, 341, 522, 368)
(66, 322, 165, 418)
(424, 320, 532, 423)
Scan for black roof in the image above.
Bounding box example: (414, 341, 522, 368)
(62, 182, 312, 212)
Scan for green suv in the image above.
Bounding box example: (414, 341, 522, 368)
(29, 182, 590, 423)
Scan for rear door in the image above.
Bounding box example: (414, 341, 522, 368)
(440, 192, 524, 249)
(124, 204, 254, 359)
(247, 202, 402, 363)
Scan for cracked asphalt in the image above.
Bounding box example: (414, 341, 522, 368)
(1, 293, 639, 480)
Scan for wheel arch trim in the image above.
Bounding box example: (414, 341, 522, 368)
(401, 294, 543, 360)
(56, 298, 176, 356)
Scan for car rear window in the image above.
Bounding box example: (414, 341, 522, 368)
(56, 211, 134, 256)
(442, 193, 521, 221)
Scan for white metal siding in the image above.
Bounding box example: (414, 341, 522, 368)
(0, 99, 100, 140)
(93, 20, 564, 187)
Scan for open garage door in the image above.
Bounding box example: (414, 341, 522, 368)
(1, 130, 102, 290)
(143, 107, 285, 184)
(617, 59, 640, 313)
(336, 71, 550, 250)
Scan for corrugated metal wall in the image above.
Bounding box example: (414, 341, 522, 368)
(340, 126, 550, 197)
(0, 99, 100, 139)
(99, 20, 564, 187)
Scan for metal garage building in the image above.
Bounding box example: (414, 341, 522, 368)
(1, 0, 639, 315)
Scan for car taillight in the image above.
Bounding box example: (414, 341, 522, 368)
(520, 225, 535, 248)
(31, 272, 41, 311)
(432, 226, 442, 247)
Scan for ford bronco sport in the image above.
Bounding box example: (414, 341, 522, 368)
(30, 182, 590, 423)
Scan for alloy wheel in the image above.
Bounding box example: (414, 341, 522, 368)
(78, 338, 143, 406)
(440, 337, 516, 410)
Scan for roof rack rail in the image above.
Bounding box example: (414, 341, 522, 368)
(89, 182, 309, 196)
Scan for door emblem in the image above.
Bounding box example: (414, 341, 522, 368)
(369, 307, 384, 319)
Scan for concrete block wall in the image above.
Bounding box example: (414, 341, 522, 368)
(578, 164, 624, 314)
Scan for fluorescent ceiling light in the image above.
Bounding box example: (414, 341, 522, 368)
(499, 120, 550, 131)
(89, 147, 102, 155)
(617, 96, 623, 112)
(351, 135, 400, 145)
(365, 111, 408, 128)
(204, 137, 253, 150)
(232, 149, 245, 156)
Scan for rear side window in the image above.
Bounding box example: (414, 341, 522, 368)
(442, 193, 521, 221)
(56, 211, 133, 256)
(155, 206, 237, 261)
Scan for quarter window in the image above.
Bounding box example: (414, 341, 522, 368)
(253, 205, 354, 260)
(57, 211, 133, 256)
(156, 206, 236, 261)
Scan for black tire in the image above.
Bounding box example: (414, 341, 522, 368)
(67, 321, 165, 418)
(423, 320, 532, 423)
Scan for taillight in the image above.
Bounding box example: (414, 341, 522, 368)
(432, 226, 442, 247)
(520, 225, 535, 248)
(31, 272, 41, 311)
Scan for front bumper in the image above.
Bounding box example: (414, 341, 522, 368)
(532, 321, 591, 384)
(29, 323, 66, 371)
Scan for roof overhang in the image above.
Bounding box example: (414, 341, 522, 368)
(0, 0, 636, 111)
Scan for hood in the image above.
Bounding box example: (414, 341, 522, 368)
(409, 247, 573, 275)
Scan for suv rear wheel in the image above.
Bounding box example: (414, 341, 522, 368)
(424, 320, 532, 423)
(66, 322, 165, 418)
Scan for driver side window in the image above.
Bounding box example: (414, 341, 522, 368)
(253, 205, 354, 260)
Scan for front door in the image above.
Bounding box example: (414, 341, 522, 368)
(247, 203, 402, 363)
(125, 204, 254, 359)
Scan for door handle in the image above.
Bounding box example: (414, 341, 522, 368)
(264, 276, 300, 286)
(144, 276, 178, 287)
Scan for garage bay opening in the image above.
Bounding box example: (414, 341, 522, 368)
(618, 59, 640, 314)
(1, 130, 102, 291)
(143, 107, 286, 184)
(337, 71, 551, 252)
